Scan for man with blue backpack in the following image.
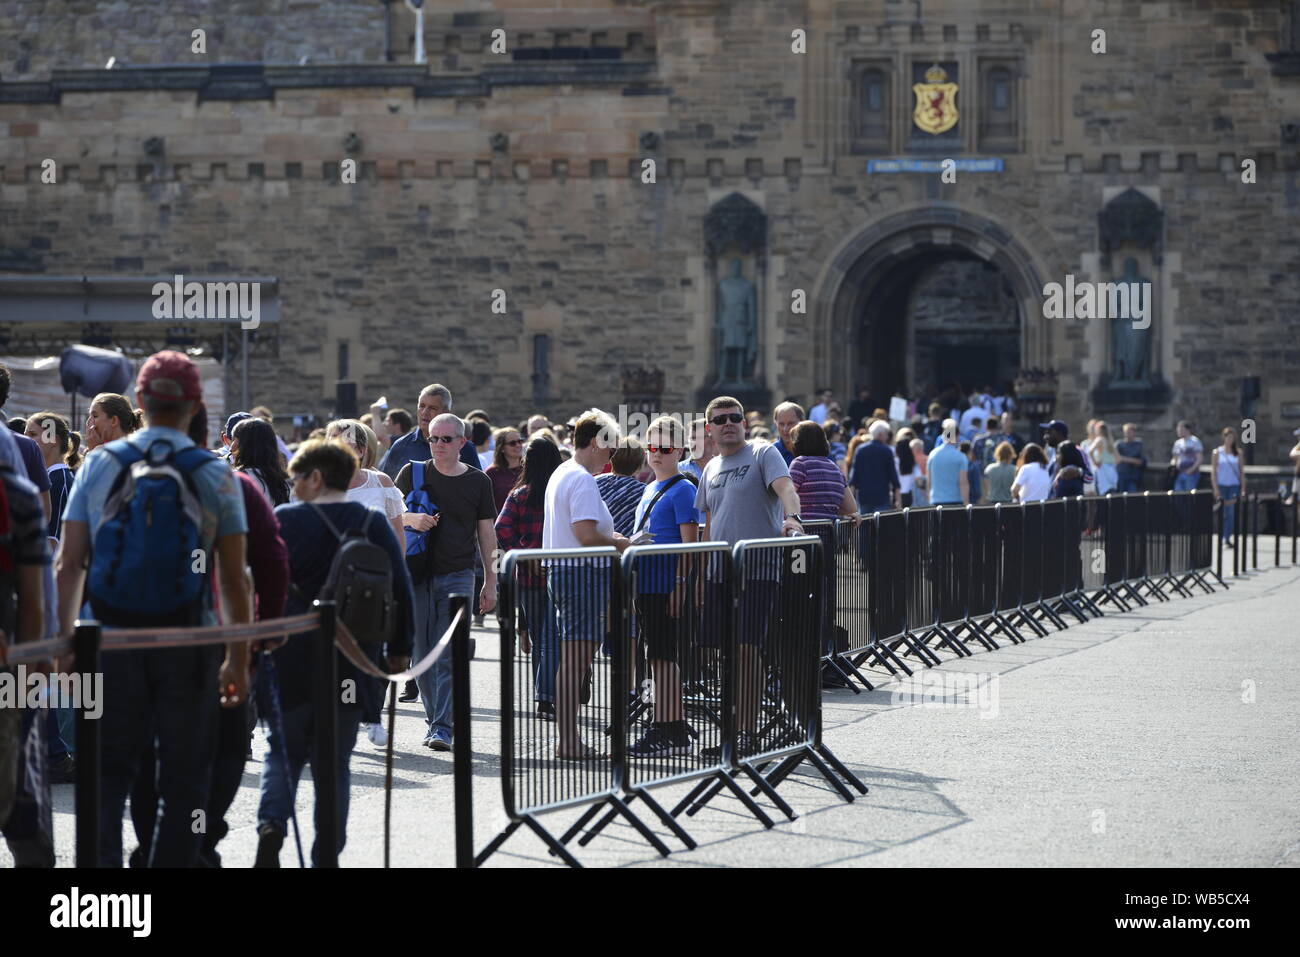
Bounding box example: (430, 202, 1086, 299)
(56, 351, 252, 867)
(394, 413, 497, 751)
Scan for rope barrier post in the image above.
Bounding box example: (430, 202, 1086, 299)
(1275, 497, 1281, 569)
(1234, 488, 1242, 577)
(1251, 493, 1259, 571)
(450, 594, 474, 869)
(1216, 496, 1224, 584)
(313, 599, 339, 868)
(73, 619, 101, 869)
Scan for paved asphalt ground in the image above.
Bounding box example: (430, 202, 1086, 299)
(11, 555, 1300, 869)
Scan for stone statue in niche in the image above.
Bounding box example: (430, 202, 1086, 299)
(1110, 257, 1152, 384)
(715, 258, 757, 383)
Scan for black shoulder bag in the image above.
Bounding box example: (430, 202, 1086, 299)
(636, 474, 689, 533)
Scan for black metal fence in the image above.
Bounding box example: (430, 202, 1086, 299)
(480, 536, 866, 867)
(806, 490, 1226, 682)
(19, 489, 1292, 869)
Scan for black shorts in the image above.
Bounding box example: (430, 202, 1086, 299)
(636, 592, 683, 661)
(699, 580, 777, 649)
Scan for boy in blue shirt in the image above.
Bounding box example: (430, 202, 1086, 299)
(628, 417, 700, 758)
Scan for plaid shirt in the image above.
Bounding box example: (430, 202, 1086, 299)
(495, 484, 545, 586)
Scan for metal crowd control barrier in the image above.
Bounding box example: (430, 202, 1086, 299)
(1065, 496, 1105, 618)
(675, 536, 867, 821)
(936, 505, 997, 652)
(1024, 500, 1069, 631)
(562, 542, 742, 851)
(1149, 491, 1183, 599)
(996, 503, 1044, 638)
(1088, 494, 1134, 611)
(1041, 498, 1089, 625)
(803, 519, 875, 692)
(1234, 493, 1296, 575)
(1194, 490, 1221, 590)
(967, 504, 1017, 646)
(477, 547, 673, 868)
(1123, 492, 1164, 601)
(1172, 491, 1216, 595)
(1149, 492, 1190, 598)
(904, 506, 963, 661)
(867, 509, 920, 671)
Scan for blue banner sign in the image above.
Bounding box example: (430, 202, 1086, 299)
(866, 157, 1005, 173)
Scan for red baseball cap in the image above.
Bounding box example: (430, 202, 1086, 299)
(136, 350, 203, 402)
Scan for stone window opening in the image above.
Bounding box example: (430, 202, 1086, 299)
(852, 63, 893, 154)
(978, 61, 1020, 151)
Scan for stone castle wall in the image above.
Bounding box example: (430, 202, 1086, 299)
(1, 0, 1297, 457)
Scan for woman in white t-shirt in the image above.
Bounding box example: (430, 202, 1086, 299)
(1011, 443, 1052, 503)
(326, 418, 406, 544)
(542, 411, 631, 761)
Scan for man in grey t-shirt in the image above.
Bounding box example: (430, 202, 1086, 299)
(695, 437, 791, 542)
(695, 396, 805, 757)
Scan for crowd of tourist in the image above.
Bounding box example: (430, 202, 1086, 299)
(0, 359, 1291, 868)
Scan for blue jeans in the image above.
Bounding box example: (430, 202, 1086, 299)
(1117, 475, 1141, 493)
(1174, 472, 1199, 491)
(98, 645, 221, 867)
(45, 707, 70, 759)
(1218, 484, 1240, 538)
(257, 700, 361, 867)
(520, 582, 560, 703)
(413, 569, 475, 736)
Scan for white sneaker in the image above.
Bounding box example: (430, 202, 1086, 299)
(367, 722, 389, 749)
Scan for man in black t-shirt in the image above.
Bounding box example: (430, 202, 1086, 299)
(394, 413, 497, 751)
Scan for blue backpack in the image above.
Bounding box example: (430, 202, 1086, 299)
(402, 460, 439, 583)
(88, 438, 213, 625)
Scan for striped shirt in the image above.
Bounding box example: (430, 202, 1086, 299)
(789, 455, 846, 520)
(595, 472, 646, 536)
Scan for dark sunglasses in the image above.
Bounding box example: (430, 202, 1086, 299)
(646, 445, 678, 454)
(504, 438, 525, 446)
(710, 413, 745, 425)
(428, 435, 459, 444)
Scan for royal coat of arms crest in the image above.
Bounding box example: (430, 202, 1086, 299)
(913, 63, 959, 135)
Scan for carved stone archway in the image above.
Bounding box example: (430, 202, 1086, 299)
(810, 206, 1053, 401)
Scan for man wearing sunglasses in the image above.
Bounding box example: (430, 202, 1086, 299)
(393, 413, 498, 751)
(378, 383, 480, 480)
(694, 396, 804, 758)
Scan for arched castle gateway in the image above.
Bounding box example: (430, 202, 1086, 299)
(0, 1, 1297, 459)
(810, 206, 1051, 408)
